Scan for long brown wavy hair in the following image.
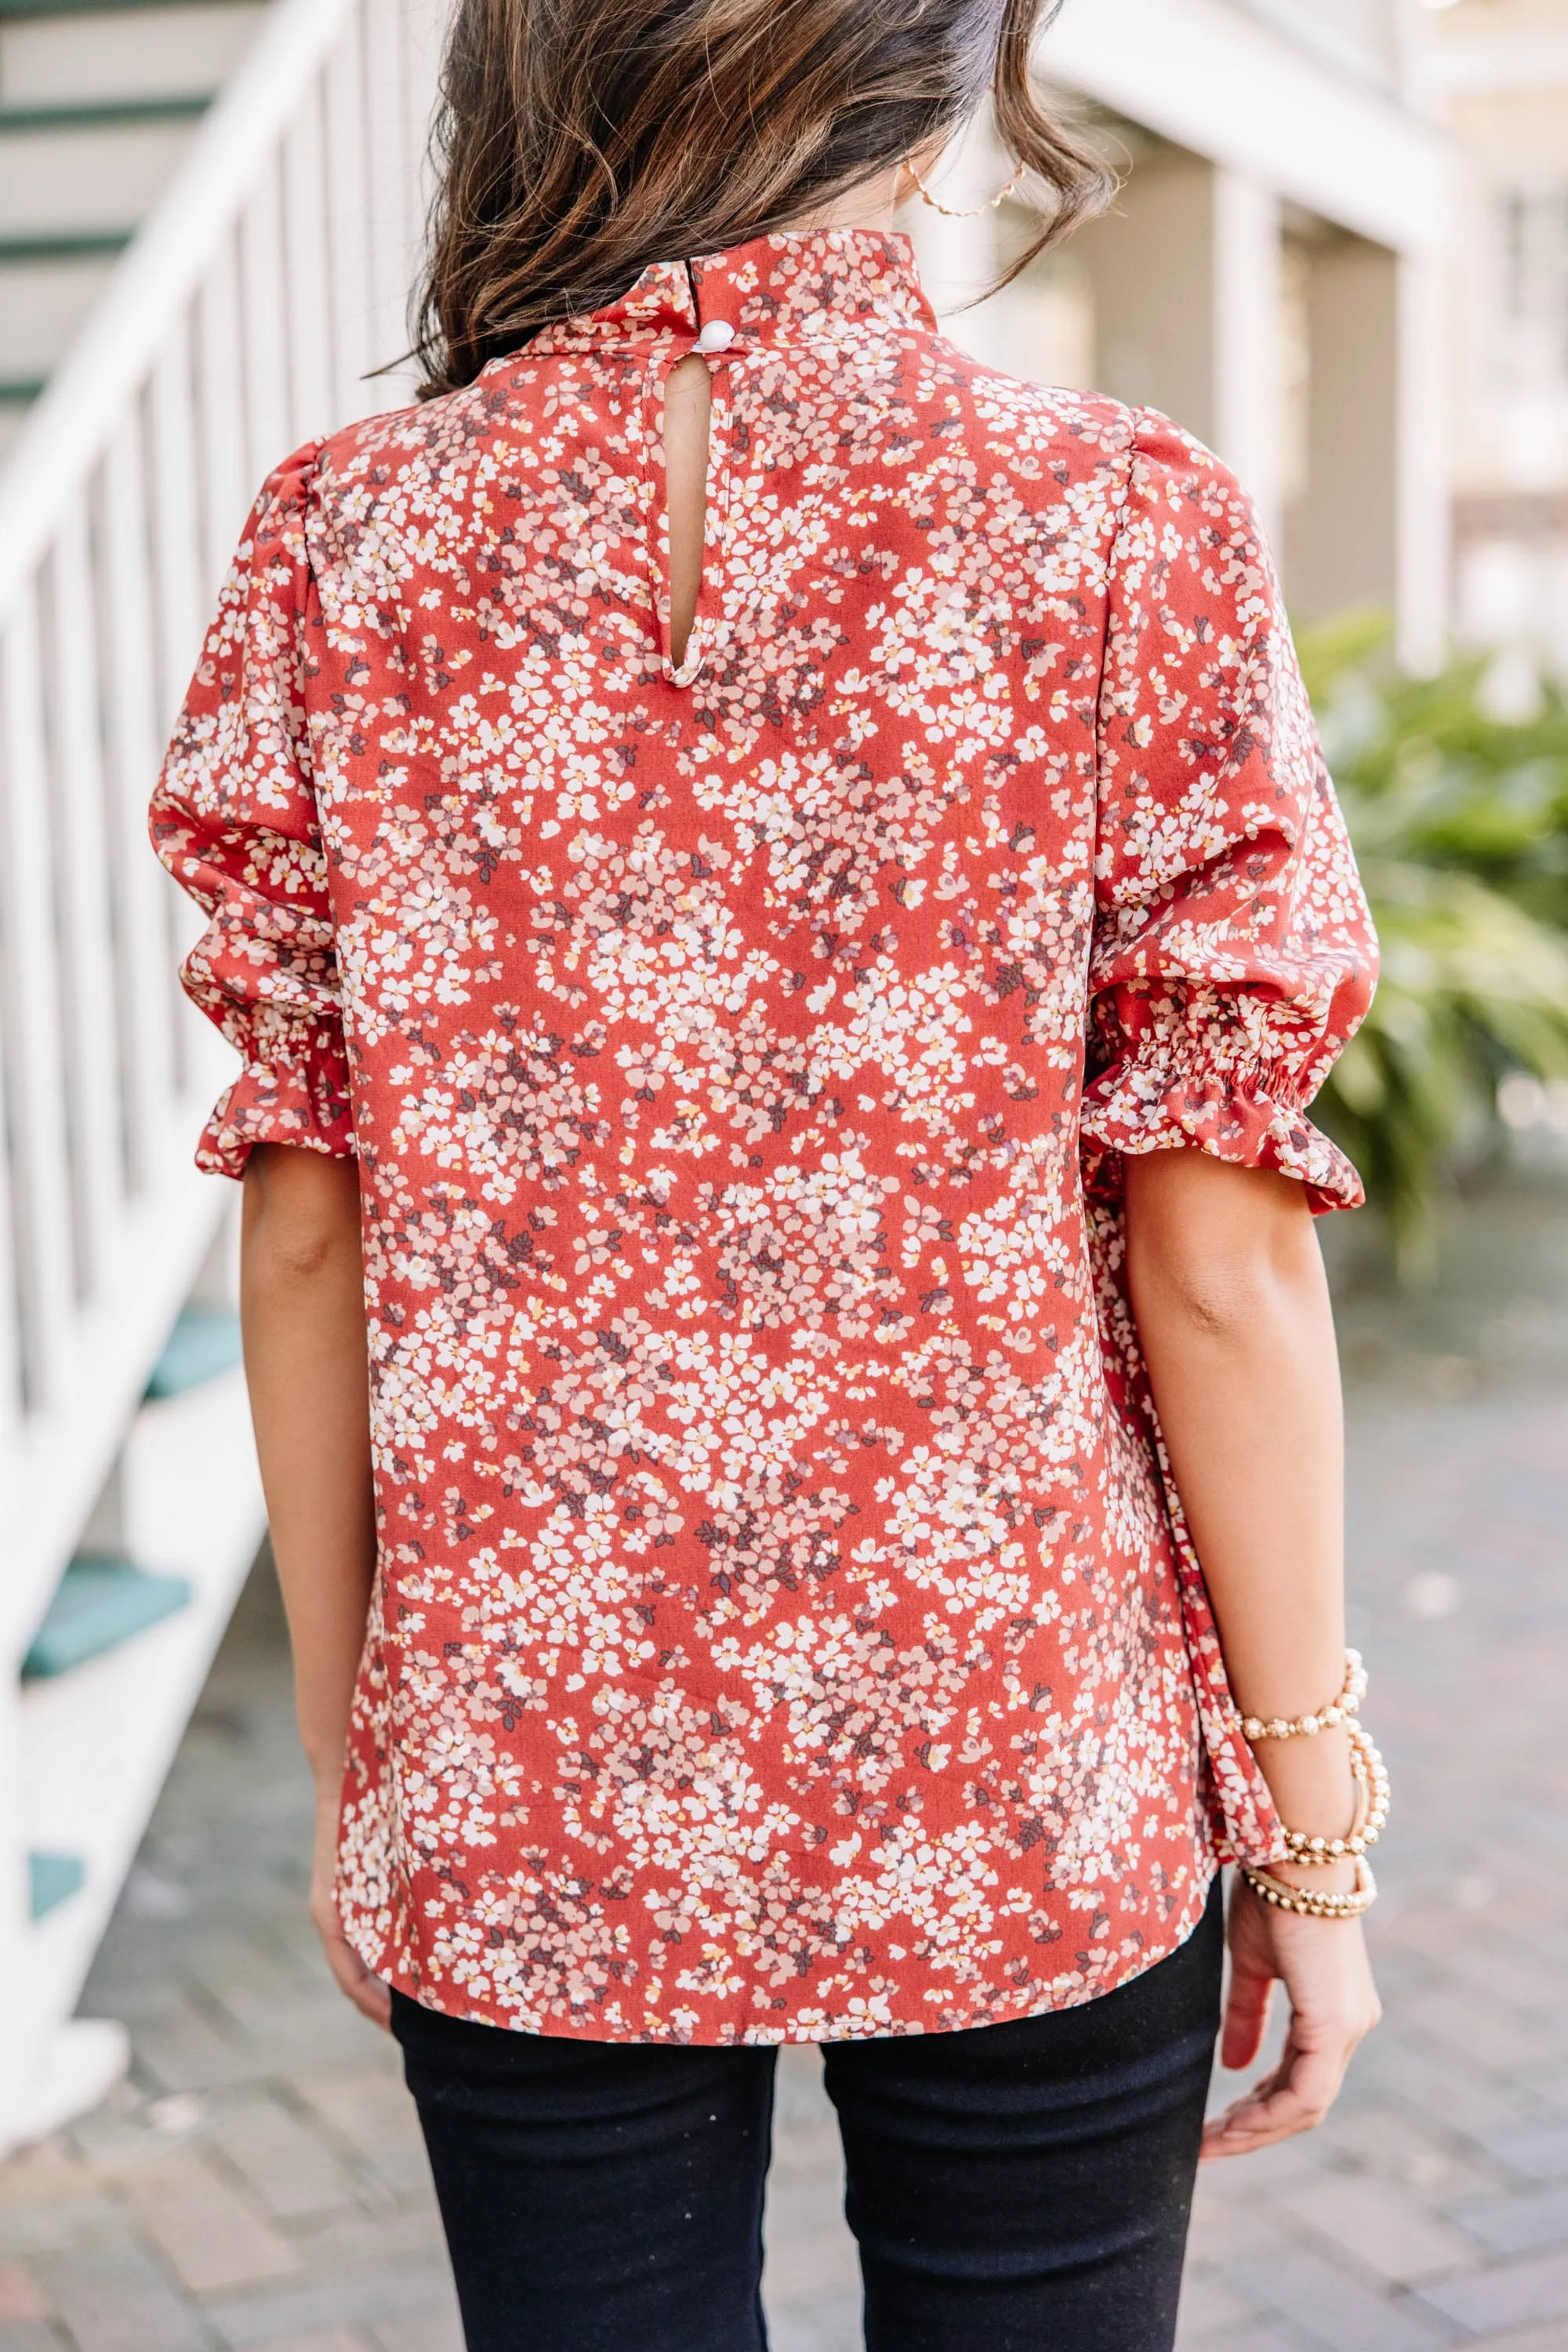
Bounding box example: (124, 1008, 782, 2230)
(413, 0, 1109, 397)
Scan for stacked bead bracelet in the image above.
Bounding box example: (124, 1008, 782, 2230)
(1241, 1648, 1367, 1743)
(1277, 1722, 1389, 1865)
(1236, 1650, 1390, 1921)
(1243, 1856, 1377, 1921)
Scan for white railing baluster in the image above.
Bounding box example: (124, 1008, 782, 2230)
(0, 898, 25, 1458)
(45, 511, 126, 1293)
(327, 9, 375, 425)
(148, 318, 207, 738)
(242, 151, 294, 478)
(404, 0, 447, 239)
(0, 603, 77, 1411)
(100, 413, 177, 1190)
(147, 321, 209, 1105)
(196, 235, 252, 590)
(284, 80, 336, 448)
(365, 0, 415, 400)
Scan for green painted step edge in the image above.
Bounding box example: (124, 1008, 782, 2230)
(0, 94, 210, 133)
(145, 1304, 244, 1400)
(0, 379, 45, 404)
(0, 0, 251, 16)
(28, 1853, 86, 1921)
(23, 1556, 194, 1679)
(0, 231, 131, 262)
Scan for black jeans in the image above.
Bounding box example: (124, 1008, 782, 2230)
(393, 1878, 1223, 2352)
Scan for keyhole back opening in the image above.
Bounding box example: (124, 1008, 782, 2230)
(663, 353, 713, 673)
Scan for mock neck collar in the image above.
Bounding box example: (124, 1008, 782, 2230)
(512, 229, 934, 361)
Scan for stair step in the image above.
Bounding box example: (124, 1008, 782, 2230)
(0, 244, 118, 378)
(0, 95, 208, 130)
(145, 1305, 244, 1400)
(28, 1853, 86, 1922)
(0, 227, 129, 257)
(0, 2, 262, 109)
(0, 109, 197, 237)
(0, 1, 256, 14)
(23, 1556, 194, 1679)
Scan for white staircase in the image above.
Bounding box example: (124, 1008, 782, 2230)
(0, 2, 270, 462)
(0, 0, 447, 2154)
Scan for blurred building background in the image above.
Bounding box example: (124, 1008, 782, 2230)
(923, 0, 1451, 670)
(1432, 0, 1568, 673)
(1, 6, 1566, 2352)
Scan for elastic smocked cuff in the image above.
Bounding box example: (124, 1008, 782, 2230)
(197, 1047, 356, 1179)
(1080, 1052, 1364, 1215)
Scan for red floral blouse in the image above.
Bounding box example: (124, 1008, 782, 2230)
(153, 230, 1375, 2045)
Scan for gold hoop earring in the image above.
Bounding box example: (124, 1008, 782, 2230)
(906, 156, 1022, 218)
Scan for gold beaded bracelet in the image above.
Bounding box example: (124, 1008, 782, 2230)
(1240, 1857, 1377, 1920)
(1241, 1648, 1367, 1743)
(1276, 1722, 1390, 1867)
(1238, 1651, 1390, 1914)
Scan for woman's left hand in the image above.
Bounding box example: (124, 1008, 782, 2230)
(1201, 1872, 1381, 2159)
(311, 1789, 392, 2032)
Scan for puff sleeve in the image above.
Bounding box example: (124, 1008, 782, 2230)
(1083, 411, 1375, 1213)
(150, 442, 354, 1178)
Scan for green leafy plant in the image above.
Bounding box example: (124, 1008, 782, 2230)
(1299, 611, 1568, 1266)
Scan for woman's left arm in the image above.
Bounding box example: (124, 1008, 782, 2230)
(1123, 1145, 1382, 2158)
(241, 1142, 388, 2029)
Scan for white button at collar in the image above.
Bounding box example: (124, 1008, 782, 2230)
(693, 320, 735, 354)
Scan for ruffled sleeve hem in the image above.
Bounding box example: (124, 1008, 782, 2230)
(196, 1044, 356, 1180)
(1080, 1051, 1363, 1215)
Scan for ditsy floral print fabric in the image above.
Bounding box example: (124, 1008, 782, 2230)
(153, 230, 1375, 2045)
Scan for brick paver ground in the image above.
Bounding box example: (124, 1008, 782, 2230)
(2, 1175, 1566, 2352)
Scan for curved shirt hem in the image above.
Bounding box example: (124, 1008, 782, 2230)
(341, 1856, 1222, 2047)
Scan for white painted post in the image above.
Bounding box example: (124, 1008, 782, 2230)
(1073, 152, 1287, 541)
(1073, 147, 1218, 430)
(1211, 169, 1287, 557)
(1396, 247, 1450, 673)
(1287, 233, 1401, 629)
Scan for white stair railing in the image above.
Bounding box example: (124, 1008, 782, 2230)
(0, 0, 448, 2152)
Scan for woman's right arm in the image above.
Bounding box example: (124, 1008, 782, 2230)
(241, 1142, 388, 2029)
